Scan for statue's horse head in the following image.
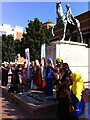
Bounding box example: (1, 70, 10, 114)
(56, 2, 61, 9)
(56, 2, 65, 21)
(56, 1, 61, 5)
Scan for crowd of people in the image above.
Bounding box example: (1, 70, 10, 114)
(1, 58, 85, 120)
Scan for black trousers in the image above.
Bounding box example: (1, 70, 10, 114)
(57, 97, 79, 120)
(2, 76, 8, 86)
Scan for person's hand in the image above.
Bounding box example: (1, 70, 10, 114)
(69, 104, 75, 112)
(1, 66, 4, 69)
(54, 73, 59, 80)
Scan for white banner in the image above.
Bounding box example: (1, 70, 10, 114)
(41, 43, 46, 59)
(41, 44, 46, 81)
(25, 48, 30, 79)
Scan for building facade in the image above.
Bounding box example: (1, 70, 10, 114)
(0, 24, 24, 40)
(76, 11, 90, 45)
(43, 19, 55, 29)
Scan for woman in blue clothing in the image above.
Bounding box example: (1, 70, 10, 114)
(44, 58, 54, 96)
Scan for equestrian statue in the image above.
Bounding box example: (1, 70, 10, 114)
(52, 2, 83, 43)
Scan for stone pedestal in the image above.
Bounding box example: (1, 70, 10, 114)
(46, 41, 89, 86)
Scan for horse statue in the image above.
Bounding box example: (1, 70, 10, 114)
(52, 2, 83, 43)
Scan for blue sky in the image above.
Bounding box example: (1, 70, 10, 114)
(2, 2, 89, 29)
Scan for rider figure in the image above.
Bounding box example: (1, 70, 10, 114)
(66, 4, 76, 25)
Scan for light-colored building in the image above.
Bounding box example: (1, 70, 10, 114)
(0, 24, 24, 40)
(43, 19, 55, 29)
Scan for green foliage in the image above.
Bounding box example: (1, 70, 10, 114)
(14, 39, 22, 55)
(20, 18, 52, 60)
(2, 18, 52, 62)
(2, 34, 16, 62)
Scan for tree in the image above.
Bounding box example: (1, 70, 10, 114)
(20, 18, 52, 61)
(14, 39, 22, 55)
(2, 34, 16, 62)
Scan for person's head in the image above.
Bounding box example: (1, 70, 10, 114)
(47, 58, 54, 67)
(3, 61, 8, 67)
(56, 58, 63, 64)
(63, 63, 69, 69)
(35, 60, 40, 67)
(70, 72, 83, 83)
(66, 4, 70, 9)
(4, 63, 8, 67)
(31, 61, 35, 67)
(15, 62, 18, 67)
(62, 63, 72, 76)
(47, 58, 52, 63)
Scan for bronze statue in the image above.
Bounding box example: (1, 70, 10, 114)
(52, 2, 83, 43)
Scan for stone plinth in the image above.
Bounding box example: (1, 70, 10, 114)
(46, 41, 89, 86)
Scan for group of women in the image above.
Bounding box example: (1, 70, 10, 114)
(21, 60, 44, 90)
(45, 57, 85, 120)
(1, 58, 85, 119)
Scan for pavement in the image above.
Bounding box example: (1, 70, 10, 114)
(0, 91, 31, 120)
(1, 85, 90, 120)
